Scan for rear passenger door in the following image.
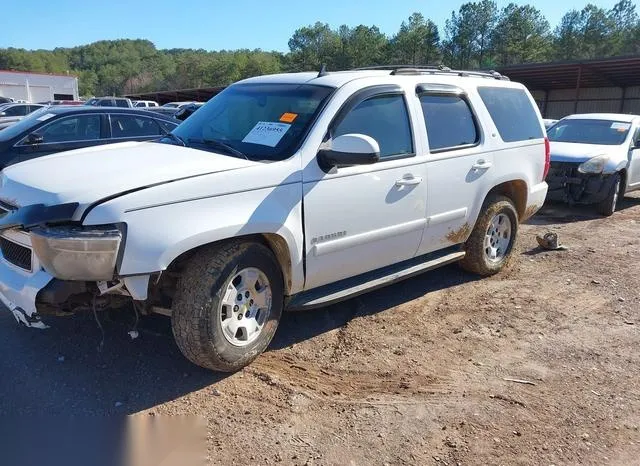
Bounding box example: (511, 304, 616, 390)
(108, 114, 165, 142)
(415, 84, 495, 254)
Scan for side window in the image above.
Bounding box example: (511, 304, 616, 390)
(5, 105, 28, 116)
(99, 99, 113, 107)
(115, 99, 130, 108)
(334, 94, 413, 158)
(477, 87, 544, 142)
(111, 115, 162, 138)
(28, 105, 42, 113)
(420, 94, 479, 151)
(39, 115, 101, 143)
(158, 120, 178, 133)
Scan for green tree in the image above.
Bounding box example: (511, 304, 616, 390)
(287, 22, 341, 71)
(390, 13, 440, 66)
(443, 1, 498, 68)
(608, 0, 640, 55)
(491, 4, 552, 65)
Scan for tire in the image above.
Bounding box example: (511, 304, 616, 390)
(595, 172, 621, 217)
(172, 240, 284, 372)
(459, 195, 519, 276)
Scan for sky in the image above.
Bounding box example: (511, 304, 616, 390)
(2, 0, 625, 52)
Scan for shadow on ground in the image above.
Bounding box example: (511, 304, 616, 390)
(0, 264, 478, 415)
(527, 195, 640, 226)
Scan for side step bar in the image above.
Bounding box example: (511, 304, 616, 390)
(287, 247, 465, 311)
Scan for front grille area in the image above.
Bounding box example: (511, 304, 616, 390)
(0, 237, 32, 271)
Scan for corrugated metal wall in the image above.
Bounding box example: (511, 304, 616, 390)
(531, 86, 640, 119)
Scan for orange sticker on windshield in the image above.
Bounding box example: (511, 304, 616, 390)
(280, 112, 298, 123)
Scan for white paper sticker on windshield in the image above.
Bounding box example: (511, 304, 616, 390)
(242, 122, 291, 147)
(611, 122, 631, 131)
(36, 113, 55, 122)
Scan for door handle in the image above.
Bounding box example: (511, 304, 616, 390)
(395, 176, 423, 187)
(472, 159, 493, 170)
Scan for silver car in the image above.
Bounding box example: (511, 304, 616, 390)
(0, 103, 45, 130)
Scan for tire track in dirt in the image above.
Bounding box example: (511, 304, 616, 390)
(247, 352, 457, 404)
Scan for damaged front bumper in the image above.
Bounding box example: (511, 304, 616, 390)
(546, 162, 617, 205)
(0, 229, 53, 328)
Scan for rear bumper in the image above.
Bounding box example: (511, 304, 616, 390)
(0, 230, 53, 328)
(522, 181, 548, 221)
(546, 162, 615, 204)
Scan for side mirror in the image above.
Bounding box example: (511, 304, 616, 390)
(0, 112, 6, 117)
(26, 133, 44, 145)
(318, 133, 380, 169)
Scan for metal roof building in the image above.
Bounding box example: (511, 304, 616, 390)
(496, 55, 640, 119)
(0, 70, 79, 102)
(125, 86, 226, 105)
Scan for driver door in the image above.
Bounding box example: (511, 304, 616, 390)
(302, 86, 427, 290)
(11, 114, 107, 164)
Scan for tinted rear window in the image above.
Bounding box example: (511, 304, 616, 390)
(478, 87, 543, 142)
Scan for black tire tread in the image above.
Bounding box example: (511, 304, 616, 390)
(172, 240, 282, 372)
(459, 195, 518, 276)
(595, 172, 621, 217)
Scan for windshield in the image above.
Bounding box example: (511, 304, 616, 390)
(163, 103, 179, 108)
(548, 119, 632, 145)
(0, 107, 51, 141)
(170, 83, 334, 161)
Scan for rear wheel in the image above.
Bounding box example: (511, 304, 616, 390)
(171, 241, 283, 372)
(595, 172, 621, 217)
(459, 195, 518, 276)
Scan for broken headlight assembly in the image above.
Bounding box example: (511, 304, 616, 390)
(30, 224, 124, 281)
(577, 155, 608, 174)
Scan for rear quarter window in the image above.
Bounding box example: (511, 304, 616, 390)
(477, 87, 543, 143)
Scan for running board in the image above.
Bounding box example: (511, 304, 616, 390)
(287, 247, 465, 311)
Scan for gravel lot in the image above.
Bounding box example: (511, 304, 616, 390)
(1, 196, 639, 465)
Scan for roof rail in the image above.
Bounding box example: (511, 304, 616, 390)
(350, 65, 509, 81)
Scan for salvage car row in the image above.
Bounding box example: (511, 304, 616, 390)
(0, 66, 638, 373)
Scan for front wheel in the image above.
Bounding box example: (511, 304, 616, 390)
(459, 195, 518, 276)
(172, 241, 284, 372)
(595, 172, 621, 217)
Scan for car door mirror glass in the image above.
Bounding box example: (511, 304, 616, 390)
(0, 112, 6, 117)
(318, 133, 380, 169)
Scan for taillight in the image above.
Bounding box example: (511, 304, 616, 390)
(543, 137, 550, 181)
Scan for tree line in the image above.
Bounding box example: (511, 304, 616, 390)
(0, 1, 638, 97)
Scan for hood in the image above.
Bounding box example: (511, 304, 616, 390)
(0, 141, 257, 210)
(549, 141, 624, 163)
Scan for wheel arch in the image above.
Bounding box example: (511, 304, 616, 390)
(163, 232, 295, 296)
(485, 180, 528, 221)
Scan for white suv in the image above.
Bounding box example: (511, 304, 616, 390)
(0, 67, 549, 371)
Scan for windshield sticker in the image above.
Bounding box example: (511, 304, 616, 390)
(36, 113, 55, 122)
(279, 112, 298, 124)
(242, 121, 291, 147)
(611, 122, 631, 132)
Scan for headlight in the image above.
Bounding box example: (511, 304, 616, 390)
(30, 224, 123, 281)
(578, 155, 608, 174)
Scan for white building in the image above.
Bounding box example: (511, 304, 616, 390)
(0, 70, 79, 102)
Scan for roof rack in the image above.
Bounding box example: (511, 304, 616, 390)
(351, 65, 509, 81)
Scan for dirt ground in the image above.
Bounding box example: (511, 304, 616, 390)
(1, 196, 639, 465)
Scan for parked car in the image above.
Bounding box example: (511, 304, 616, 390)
(145, 107, 180, 117)
(133, 100, 159, 108)
(173, 102, 204, 121)
(0, 106, 179, 169)
(38, 100, 84, 106)
(0, 103, 45, 130)
(161, 101, 197, 109)
(85, 97, 133, 108)
(0, 96, 12, 105)
(546, 113, 640, 216)
(0, 67, 548, 371)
